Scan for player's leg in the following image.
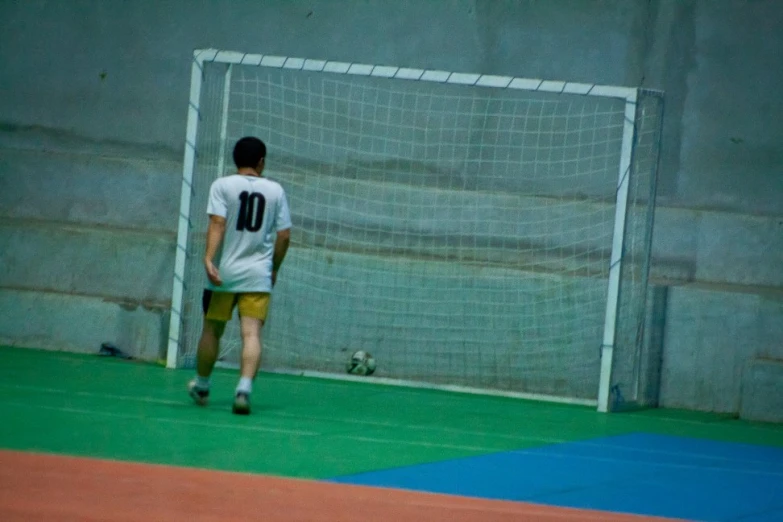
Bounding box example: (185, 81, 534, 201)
(232, 293, 270, 414)
(232, 315, 261, 414)
(196, 318, 227, 377)
(188, 290, 233, 405)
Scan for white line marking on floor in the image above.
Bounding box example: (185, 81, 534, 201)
(0, 383, 563, 446)
(0, 401, 319, 436)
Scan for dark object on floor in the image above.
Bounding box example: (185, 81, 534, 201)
(98, 342, 133, 360)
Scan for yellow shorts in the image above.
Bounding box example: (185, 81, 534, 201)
(202, 290, 271, 322)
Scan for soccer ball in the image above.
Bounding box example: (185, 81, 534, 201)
(346, 350, 376, 376)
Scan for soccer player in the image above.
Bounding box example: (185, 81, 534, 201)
(188, 136, 291, 415)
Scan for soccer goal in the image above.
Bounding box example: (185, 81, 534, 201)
(166, 49, 664, 413)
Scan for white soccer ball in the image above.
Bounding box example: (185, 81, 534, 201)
(346, 350, 376, 376)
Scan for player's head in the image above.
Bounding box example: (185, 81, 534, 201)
(233, 137, 267, 173)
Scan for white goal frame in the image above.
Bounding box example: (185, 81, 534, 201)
(166, 48, 646, 413)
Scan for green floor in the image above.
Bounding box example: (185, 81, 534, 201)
(1, 346, 782, 479)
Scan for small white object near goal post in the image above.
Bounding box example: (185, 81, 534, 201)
(167, 48, 664, 413)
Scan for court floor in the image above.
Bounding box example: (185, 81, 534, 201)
(1, 347, 782, 521)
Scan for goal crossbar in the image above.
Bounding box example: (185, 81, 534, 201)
(190, 48, 639, 100)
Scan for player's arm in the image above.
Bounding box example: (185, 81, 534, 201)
(271, 228, 290, 286)
(204, 180, 228, 286)
(204, 214, 226, 286)
(271, 189, 293, 287)
(204, 214, 226, 264)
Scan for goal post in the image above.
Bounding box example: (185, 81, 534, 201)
(167, 48, 664, 412)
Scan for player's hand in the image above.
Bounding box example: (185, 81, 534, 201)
(204, 259, 222, 286)
(271, 270, 277, 287)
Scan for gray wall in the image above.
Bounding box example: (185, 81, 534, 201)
(1, 1, 781, 413)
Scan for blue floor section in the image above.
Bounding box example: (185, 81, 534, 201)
(330, 433, 783, 521)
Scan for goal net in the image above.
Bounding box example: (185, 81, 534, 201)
(167, 50, 663, 411)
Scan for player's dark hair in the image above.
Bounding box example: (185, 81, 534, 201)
(233, 137, 267, 169)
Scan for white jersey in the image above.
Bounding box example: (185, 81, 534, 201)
(206, 174, 292, 293)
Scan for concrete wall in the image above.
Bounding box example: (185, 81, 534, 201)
(1, 1, 781, 413)
(661, 286, 783, 413)
(644, 0, 783, 416)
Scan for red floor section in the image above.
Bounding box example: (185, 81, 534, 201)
(0, 450, 681, 521)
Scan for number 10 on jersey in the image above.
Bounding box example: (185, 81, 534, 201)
(237, 191, 266, 232)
